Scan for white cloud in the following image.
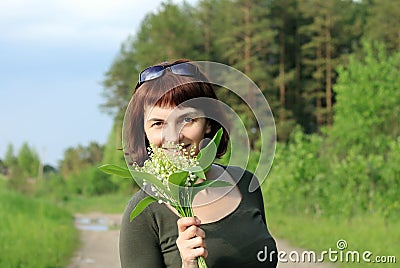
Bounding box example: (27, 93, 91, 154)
(56, 0, 149, 20)
(0, 0, 197, 48)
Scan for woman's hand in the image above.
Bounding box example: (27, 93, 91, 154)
(176, 217, 208, 268)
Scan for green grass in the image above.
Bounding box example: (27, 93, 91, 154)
(59, 192, 130, 214)
(0, 180, 79, 268)
(266, 209, 399, 267)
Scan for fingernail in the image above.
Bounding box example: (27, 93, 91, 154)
(194, 216, 201, 225)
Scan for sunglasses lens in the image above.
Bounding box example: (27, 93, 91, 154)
(140, 66, 165, 83)
(170, 63, 198, 76)
(137, 62, 198, 89)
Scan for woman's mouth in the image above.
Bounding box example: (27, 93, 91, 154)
(162, 144, 191, 152)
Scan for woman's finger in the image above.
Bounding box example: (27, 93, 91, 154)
(186, 236, 207, 250)
(177, 216, 201, 233)
(181, 247, 208, 263)
(180, 225, 206, 240)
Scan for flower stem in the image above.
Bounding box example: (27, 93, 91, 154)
(197, 256, 208, 268)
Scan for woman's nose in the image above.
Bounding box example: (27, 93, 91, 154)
(162, 124, 183, 144)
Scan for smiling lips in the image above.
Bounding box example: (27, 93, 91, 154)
(162, 144, 191, 151)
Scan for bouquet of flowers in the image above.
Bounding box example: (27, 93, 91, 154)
(99, 128, 231, 268)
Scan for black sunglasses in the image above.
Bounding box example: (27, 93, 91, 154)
(135, 62, 199, 89)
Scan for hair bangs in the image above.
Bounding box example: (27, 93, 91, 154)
(142, 71, 212, 109)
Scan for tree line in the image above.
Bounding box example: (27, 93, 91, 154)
(99, 0, 399, 219)
(101, 0, 400, 141)
(0, 142, 119, 196)
(264, 40, 399, 220)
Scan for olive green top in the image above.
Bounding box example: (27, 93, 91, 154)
(119, 166, 277, 267)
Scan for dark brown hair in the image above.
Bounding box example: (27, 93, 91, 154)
(123, 60, 230, 166)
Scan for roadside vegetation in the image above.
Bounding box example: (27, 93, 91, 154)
(261, 41, 399, 267)
(0, 178, 78, 268)
(266, 210, 398, 267)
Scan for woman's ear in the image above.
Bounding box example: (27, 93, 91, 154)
(205, 120, 212, 134)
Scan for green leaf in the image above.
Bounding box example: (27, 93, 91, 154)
(168, 171, 189, 186)
(98, 164, 131, 178)
(130, 196, 157, 221)
(167, 171, 189, 201)
(129, 170, 168, 193)
(197, 128, 223, 171)
(186, 166, 206, 184)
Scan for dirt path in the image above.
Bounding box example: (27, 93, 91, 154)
(66, 213, 122, 268)
(66, 213, 335, 268)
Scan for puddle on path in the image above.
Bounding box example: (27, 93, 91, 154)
(74, 216, 117, 232)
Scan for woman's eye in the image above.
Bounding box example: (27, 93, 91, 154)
(151, 121, 163, 127)
(183, 117, 194, 123)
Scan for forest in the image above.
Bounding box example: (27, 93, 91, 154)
(101, 0, 400, 219)
(0, 0, 399, 267)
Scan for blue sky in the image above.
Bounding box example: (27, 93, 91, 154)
(0, 0, 197, 167)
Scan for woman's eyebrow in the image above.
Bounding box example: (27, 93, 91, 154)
(145, 117, 164, 125)
(177, 111, 201, 119)
(146, 111, 202, 123)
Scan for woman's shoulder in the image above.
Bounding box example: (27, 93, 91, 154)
(220, 164, 262, 194)
(126, 188, 148, 207)
(218, 164, 254, 182)
(122, 187, 177, 233)
(124, 186, 158, 214)
(121, 188, 164, 228)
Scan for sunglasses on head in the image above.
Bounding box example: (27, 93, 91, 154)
(135, 62, 199, 89)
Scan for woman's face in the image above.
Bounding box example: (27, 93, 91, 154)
(144, 105, 211, 155)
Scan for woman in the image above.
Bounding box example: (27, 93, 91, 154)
(120, 59, 277, 268)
